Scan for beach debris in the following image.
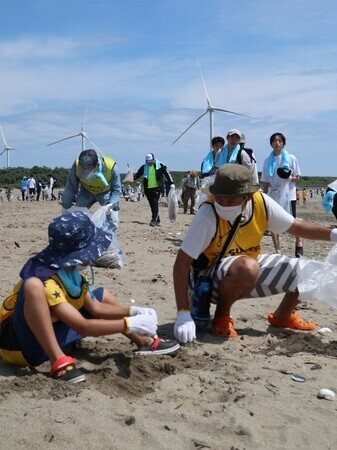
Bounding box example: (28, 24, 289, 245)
(14, 241, 20, 248)
(291, 374, 306, 383)
(305, 362, 322, 370)
(130, 298, 136, 304)
(125, 415, 136, 425)
(317, 388, 336, 401)
(318, 327, 332, 334)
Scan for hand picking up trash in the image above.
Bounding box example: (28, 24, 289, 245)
(172, 164, 337, 343)
(0, 211, 180, 384)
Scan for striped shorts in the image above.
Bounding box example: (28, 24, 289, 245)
(201, 254, 299, 304)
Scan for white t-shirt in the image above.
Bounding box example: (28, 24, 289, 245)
(181, 194, 294, 259)
(28, 178, 36, 189)
(261, 153, 301, 202)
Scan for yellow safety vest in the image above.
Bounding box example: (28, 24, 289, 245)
(200, 192, 268, 268)
(76, 156, 115, 194)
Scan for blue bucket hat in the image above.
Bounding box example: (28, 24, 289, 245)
(36, 211, 112, 268)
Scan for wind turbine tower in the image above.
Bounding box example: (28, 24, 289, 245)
(0, 126, 18, 168)
(172, 61, 257, 148)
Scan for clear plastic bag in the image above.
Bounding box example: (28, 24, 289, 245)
(70, 205, 124, 269)
(297, 243, 337, 309)
(168, 184, 179, 222)
(122, 163, 134, 183)
(193, 175, 214, 211)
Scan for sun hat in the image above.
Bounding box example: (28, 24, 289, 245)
(227, 129, 242, 138)
(36, 211, 112, 268)
(145, 153, 154, 163)
(202, 164, 259, 197)
(77, 149, 99, 179)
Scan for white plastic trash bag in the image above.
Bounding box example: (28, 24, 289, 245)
(168, 184, 179, 222)
(122, 163, 134, 183)
(297, 243, 337, 309)
(68, 205, 124, 269)
(194, 175, 214, 211)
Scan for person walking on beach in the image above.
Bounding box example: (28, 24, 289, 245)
(181, 170, 200, 214)
(261, 132, 303, 257)
(0, 211, 179, 383)
(173, 164, 337, 343)
(133, 153, 173, 227)
(214, 129, 258, 181)
(200, 136, 224, 179)
(302, 188, 308, 205)
(20, 176, 28, 201)
(48, 174, 57, 201)
(27, 174, 36, 201)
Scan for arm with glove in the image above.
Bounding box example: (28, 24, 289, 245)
(173, 249, 196, 343)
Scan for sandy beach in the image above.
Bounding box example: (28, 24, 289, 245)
(1, 191, 337, 450)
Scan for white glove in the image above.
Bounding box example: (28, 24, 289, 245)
(129, 306, 158, 325)
(174, 311, 196, 343)
(124, 314, 157, 336)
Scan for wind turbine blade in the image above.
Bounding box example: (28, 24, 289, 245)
(213, 107, 259, 120)
(172, 110, 209, 145)
(197, 59, 211, 106)
(82, 103, 89, 130)
(0, 126, 8, 147)
(47, 133, 81, 146)
(0, 149, 6, 156)
(83, 135, 102, 154)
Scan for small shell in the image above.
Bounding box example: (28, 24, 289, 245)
(291, 374, 306, 383)
(318, 327, 332, 334)
(317, 389, 336, 401)
(130, 298, 136, 304)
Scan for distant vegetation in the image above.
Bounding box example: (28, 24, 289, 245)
(0, 167, 336, 189)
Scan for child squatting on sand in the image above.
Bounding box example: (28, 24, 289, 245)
(0, 211, 180, 383)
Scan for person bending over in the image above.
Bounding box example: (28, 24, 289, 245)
(0, 211, 179, 383)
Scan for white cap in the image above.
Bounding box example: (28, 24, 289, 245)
(145, 153, 154, 162)
(227, 129, 242, 138)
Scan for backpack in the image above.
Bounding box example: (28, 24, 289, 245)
(237, 147, 256, 164)
(238, 147, 259, 185)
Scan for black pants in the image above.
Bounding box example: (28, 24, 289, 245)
(145, 188, 161, 222)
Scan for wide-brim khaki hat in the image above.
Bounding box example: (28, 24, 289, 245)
(202, 164, 260, 197)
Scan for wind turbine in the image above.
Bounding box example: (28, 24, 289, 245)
(47, 105, 102, 154)
(0, 126, 18, 168)
(172, 61, 258, 147)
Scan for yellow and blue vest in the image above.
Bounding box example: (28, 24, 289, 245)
(76, 156, 115, 194)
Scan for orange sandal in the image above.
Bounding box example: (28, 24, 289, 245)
(267, 311, 316, 331)
(211, 316, 238, 338)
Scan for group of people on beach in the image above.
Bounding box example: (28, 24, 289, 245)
(1, 133, 337, 384)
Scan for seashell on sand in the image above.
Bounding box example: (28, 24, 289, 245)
(318, 327, 332, 334)
(317, 388, 336, 401)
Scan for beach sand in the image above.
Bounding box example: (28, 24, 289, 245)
(1, 191, 337, 450)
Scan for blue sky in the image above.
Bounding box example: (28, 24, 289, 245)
(1, 0, 337, 175)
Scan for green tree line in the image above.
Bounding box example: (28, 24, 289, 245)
(0, 166, 336, 190)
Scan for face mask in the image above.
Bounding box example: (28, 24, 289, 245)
(214, 201, 244, 222)
(86, 158, 109, 187)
